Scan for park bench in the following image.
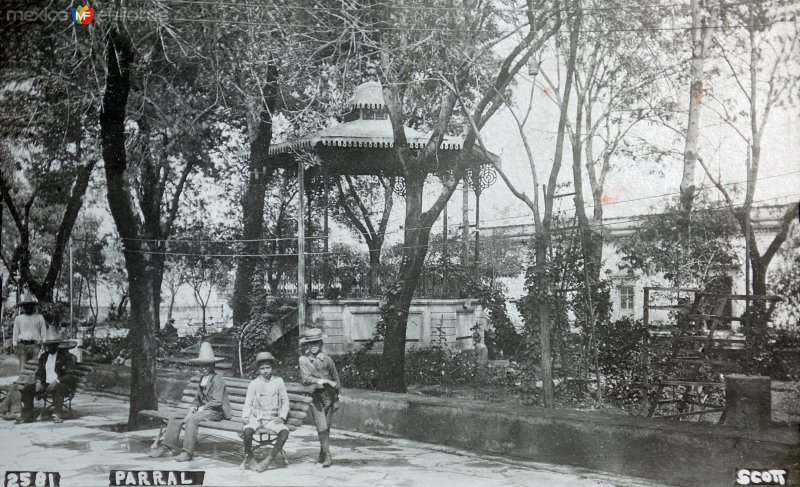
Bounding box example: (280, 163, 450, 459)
(0, 358, 95, 417)
(139, 375, 314, 464)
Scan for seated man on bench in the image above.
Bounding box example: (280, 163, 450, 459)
(240, 352, 290, 472)
(149, 342, 232, 462)
(16, 329, 77, 424)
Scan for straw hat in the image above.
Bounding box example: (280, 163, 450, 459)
(59, 340, 78, 350)
(188, 342, 224, 365)
(299, 328, 327, 344)
(39, 327, 64, 345)
(16, 290, 39, 307)
(252, 351, 276, 369)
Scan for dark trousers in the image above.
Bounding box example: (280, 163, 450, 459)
(21, 382, 71, 419)
(163, 409, 223, 455)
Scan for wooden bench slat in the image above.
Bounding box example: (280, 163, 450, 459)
(180, 388, 312, 405)
(139, 410, 303, 432)
(187, 379, 313, 395)
(178, 395, 308, 418)
(143, 376, 313, 441)
(188, 376, 312, 389)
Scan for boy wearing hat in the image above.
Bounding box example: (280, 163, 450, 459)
(298, 327, 340, 468)
(16, 328, 76, 424)
(12, 291, 48, 371)
(240, 352, 290, 472)
(150, 342, 232, 462)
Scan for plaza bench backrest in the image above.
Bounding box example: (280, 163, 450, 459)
(15, 359, 94, 391)
(0, 359, 96, 412)
(177, 375, 314, 430)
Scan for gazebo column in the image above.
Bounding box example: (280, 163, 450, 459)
(297, 158, 306, 332)
(443, 203, 448, 294)
(474, 172, 481, 279)
(306, 173, 314, 295)
(462, 182, 469, 266)
(323, 168, 329, 254)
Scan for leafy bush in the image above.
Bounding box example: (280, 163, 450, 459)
(235, 292, 298, 375)
(595, 317, 649, 409)
(757, 331, 800, 381)
(336, 351, 382, 390)
(82, 330, 202, 364)
(336, 346, 534, 394)
(81, 335, 131, 363)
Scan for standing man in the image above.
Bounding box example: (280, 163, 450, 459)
(298, 328, 340, 468)
(241, 352, 290, 472)
(12, 290, 48, 371)
(149, 342, 231, 462)
(16, 328, 76, 424)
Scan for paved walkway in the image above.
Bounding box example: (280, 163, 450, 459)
(0, 393, 669, 487)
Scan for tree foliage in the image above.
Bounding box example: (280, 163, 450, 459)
(617, 200, 741, 289)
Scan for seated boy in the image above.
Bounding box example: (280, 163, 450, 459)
(149, 342, 231, 462)
(241, 351, 290, 472)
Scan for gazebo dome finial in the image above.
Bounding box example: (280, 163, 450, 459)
(347, 81, 385, 110)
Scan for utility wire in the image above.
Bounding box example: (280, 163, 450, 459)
(116, 168, 799, 244)
(111, 192, 799, 258)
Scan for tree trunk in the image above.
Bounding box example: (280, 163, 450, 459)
(151, 256, 165, 331)
(8, 157, 96, 303)
(201, 304, 207, 337)
(534, 235, 554, 407)
(680, 0, 718, 212)
(99, 30, 158, 428)
(166, 288, 177, 325)
(231, 63, 279, 327)
(368, 244, 382, 296)
(378, 174, 428, 392)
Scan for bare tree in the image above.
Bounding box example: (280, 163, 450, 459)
(680, 0, 720, 212)
(335, 175, 396, 294)
(697, 2, 799, 309)
(361, 0, 563, 393)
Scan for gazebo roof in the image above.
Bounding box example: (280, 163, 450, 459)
(268, 118, 465, 155)
(346, 80, 385, 109)
(267, 81, 497, 176)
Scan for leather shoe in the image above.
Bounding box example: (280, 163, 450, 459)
(175, 452, 193, 462)
(322, 451, 332, 468)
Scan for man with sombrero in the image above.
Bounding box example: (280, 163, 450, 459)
(240, 351, 290, 472)
(149, 342, 232, 462)
(12, 290, 48, 371)
(298, 327, 340, 467)
(16, 327, 76, 424)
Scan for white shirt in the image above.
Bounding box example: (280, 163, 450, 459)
(45, 353, 57, 383)
(12, 314, 48, 345)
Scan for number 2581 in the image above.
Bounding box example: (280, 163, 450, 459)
(5, 471, 60, 487)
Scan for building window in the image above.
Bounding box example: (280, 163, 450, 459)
(619, 285, 635, 313)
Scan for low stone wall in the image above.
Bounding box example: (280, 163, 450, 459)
(84, 364, 188, 405)
(308, 298, 486, 356)
(336, 389, 799, 487)
(84, 366, 798, 487)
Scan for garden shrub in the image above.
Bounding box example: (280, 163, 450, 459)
(82, 329, 202, 363)
(596, 317, 649, 410)
(235, 291, 299, 375)
(81, 335, 131, 363)
(757, 331, 800, 381)
(336, 346, 534, 393)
